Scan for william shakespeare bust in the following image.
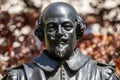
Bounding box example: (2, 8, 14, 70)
(2, 2, 120, 80)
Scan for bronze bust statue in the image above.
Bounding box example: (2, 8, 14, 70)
(2, 2, 120, 80)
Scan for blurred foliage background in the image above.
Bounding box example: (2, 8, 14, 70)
(0, 0, 120, 79)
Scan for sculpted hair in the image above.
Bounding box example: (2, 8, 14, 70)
(75, 15, 86, 40)
(34, 16, 44, 41)
(34, 3, 86, 41)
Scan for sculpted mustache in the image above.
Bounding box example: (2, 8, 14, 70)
(58, 38, 68, 43)
(51, 37, 68, 43)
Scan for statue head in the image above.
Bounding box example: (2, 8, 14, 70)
(34, 2, 86, 60)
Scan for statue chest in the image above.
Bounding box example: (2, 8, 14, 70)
(30, 65, 77, 80)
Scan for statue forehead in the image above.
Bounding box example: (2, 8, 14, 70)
(42, 2, 77, 22)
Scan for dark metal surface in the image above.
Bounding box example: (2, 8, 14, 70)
(3, 2, 120, 80)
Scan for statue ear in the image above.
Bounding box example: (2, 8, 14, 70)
(76, 16, 86, 40)
(34, 16, 44, 41)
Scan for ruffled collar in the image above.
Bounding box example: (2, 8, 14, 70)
(32, 48, 90, 72)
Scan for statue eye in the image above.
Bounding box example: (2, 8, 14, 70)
(47, 23, 56, 32)
(47, 27, 55, 32)
(63, 23, 73, 31)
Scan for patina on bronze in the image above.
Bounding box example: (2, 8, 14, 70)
(2, 2, 120, 80)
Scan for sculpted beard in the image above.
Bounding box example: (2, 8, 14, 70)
(55, 43, 68, 58)
(54, 38, 74, 58)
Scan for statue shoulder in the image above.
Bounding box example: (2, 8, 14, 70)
(2, 65, 25, 80)
(97, 62, 120, 80)
(86, 59, 119, 80)
(97, 62, 115, 74)
(2, 62, 34, 80)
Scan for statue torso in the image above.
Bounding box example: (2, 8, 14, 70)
(3, 49, 119, 80)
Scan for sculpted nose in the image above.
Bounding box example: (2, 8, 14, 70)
(57, 25, 63, 38)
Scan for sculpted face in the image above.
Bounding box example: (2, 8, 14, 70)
(42, 3, 78, 59)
